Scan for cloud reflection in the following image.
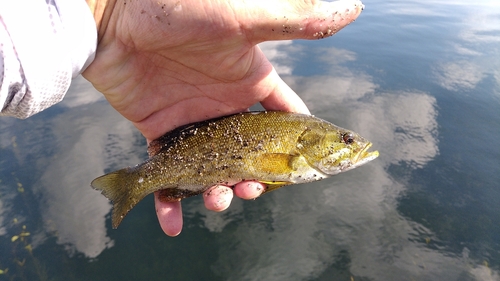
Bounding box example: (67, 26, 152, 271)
(435, 60, 486, 91)
(35, 113, 112, 257)
(0, 82, 119, 258)
(458, 6, 500, 44)
(31, 81, 138, 258)
(258, 41, 294, 75)
(58, 76, 104, 108)
(434, 1, 500, 92)
(375, 0, 500, 93)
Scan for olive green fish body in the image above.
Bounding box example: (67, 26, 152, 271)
(91, 111, 378, 228)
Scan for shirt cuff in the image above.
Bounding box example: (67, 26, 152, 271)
(0, 0, 97, 119)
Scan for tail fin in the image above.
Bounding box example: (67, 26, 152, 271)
(91, 167, 146, 228)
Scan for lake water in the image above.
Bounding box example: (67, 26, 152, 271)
(1, 0, 499, 280)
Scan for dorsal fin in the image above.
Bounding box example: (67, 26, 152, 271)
(146, 123, 198, 157)
(146, 113, 244, 157)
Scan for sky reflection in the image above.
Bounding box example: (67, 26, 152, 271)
(0, 77, 129, 258)
(185, 40, 499, 280)
(31, 78, 124, 258)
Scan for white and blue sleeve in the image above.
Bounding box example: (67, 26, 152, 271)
(0, 0, 97, 118)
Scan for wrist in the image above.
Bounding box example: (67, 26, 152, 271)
(86, 0, 117, 40)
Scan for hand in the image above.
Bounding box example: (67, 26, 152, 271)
(83, 0, 363, 236)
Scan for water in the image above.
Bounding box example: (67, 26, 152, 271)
(1, 0, 499, 280)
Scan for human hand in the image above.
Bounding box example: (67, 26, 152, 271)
(83, 0, 363, 236)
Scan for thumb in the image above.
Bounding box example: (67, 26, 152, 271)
(244, 0, 364, 42)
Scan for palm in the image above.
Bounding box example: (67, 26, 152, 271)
(83, 0, 363, 236)
(84, 0, 311, 140)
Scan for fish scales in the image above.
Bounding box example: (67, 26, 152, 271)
(149, 112, 319, 184)
(91, 111, 379, 228)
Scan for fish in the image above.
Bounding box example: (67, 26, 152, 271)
(91, 111, 379, 228)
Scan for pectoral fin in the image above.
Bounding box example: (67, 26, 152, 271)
(254, 152, 300, 193)
(260, 181, 292, 193)
(256, 152, 301, 174)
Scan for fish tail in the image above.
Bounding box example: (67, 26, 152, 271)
(91, 167, 146, 229)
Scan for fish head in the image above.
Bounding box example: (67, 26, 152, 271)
(297, 128, 379, 176)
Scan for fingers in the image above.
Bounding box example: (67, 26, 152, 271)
(154, 193, 183, 236)
(245, 0, 364, 43)
(233, 181, 267, 199)
(203, 181, 266, 211)
(154, 182, 263, 237)
(203, 185, 234, 212)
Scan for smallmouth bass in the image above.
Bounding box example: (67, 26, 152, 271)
(91, 111, 379, 228)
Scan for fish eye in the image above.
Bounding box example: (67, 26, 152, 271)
(342, 133, 354, 144)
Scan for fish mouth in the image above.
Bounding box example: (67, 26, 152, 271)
(352, 142, 379, 166)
